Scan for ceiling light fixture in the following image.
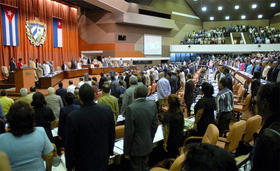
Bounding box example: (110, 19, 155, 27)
(234, 5, 240, 10)
(241, 15, 246, 19)
(210, 16, 214, 21)
(201, 6, 207, 11)
(218, 6, 223, 11)
(258, 14, 263, 19)
(225, 16, 230, 20)
(252, 4, 257, 9)
(270, 2, 276, 7)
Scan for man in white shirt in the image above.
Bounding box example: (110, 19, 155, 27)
(42, 61, 50, 76)
(77, 77, 85, 88)
(67, 80, 76, 94)
(154, 68, 159, 81)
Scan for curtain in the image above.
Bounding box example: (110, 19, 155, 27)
(0, 0, 79, 71)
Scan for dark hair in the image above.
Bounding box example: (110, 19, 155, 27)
(19, 58, 22, 61)
(111, 76, 115, 81)
(79, 84, 94, 104)
(92, 77, 97, 81)
(251, 79, 261, 97)
(137, 76, 142, 82)
(1, 90, 7, 96)
(30, 86, 36, 92)
(31, 92, 46, 107)
(119, 80, 124, 86)
(252, 123, 280, 171)
(79, 77, 83, 81)
(134, 85, 148, 98)
(7, 101, 34, 137)
(223, 68, 229, 74)
(102, 83, 110, 93)
(65, 92, 75, 105)
(0, 118, 5, 134)
(219, 77, 228, 88)
(201, 82, 214, 97)
(186, 74, 193, 79)
(100, 72, 104, 77)
(69, 80, 73, 85)
(59, 82, 63, 88)
(168, 94, 181, 113)
(253, 71, 261, 79)
(182, 143, 237, 171)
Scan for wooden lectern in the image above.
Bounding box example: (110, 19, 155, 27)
(15, 68, 35, 93)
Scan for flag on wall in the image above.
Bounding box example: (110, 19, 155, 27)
(53, 18, 62, 47)
(1, 6, 19, 46)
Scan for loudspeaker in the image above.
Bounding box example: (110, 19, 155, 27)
(118, 35, 126, 41)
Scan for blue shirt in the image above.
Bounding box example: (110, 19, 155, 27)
(246, 64, 253, 74)
(0, 127, 54, 171)
(157, 77, 171, 100)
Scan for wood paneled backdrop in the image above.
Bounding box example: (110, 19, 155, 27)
(0, 0, 79, 70)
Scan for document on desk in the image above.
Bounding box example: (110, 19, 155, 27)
(114, 139, 124, 150)
(153, 125, 163, 143)
(51, 128, 58, 137)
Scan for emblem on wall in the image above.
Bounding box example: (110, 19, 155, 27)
(26, 20, 47, 46)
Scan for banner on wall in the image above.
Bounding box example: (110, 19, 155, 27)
(53, 18, 62, 47)
(1, 6, 19, 46)
(26, 20, 47, 46)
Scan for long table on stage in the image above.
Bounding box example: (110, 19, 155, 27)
(39, 71, 64, 89)
(64, 68, 89, 79)
(89, 66, 138, 75)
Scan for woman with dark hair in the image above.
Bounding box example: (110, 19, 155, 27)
(251, 83, 280, 170)
(0, 101, 54, 171)
(194, 82, 216, 136)
(31, 92, 55, 142)
(162, 94, 184, 158)
(249, 79, 261, 115)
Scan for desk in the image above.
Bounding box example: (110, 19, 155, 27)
(39, 71, 64, 89)
(64, 68, 89, 79)
(89, 66, 138, 75)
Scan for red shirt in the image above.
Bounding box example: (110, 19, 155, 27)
(17, 62, 23, 69)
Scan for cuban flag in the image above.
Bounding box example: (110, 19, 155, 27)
(1, 6, 19, 46)
(53, 18, 62, 47)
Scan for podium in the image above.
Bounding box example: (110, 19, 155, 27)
(15, 68, 35, 93)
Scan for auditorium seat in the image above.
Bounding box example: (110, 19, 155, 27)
(217, 120, 246, 153)
(115, 125, 125, 140)
(1, 66, 9, 78)
(0, 151, 11, 171)
(183, 124, 219, 146)
(233, 94, 252, 120)
(242, 115, 262, 143)
(234, 86, 245, 104)
(233, 83, 241, 96)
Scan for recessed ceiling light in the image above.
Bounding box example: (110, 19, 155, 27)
(193, 0, 198, 1)
(252, 4, 257, 9)
(201, 6, 207, 11)
(225, 16, 230, 20)
(210, 16, 214, 21)
(270, 2, 276, 7)
(258, 14, 263, 19)
(234, 5, 240, 10)
(241, 15, 246, 19)
(218, 6, 223, 11)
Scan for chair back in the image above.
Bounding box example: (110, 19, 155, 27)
(0, 152, 11, 171)
(202, 124, 219, 145)
(242, 94, 252, 111)
(170, 154, 185, 171)
(226, 120, 246, 152)
(57, 66, 62, 71)
(115, 125, 125, 140)
(243, 115, 262, 142)
(1, 66, 9, 77)
(234, 83, 241, 95)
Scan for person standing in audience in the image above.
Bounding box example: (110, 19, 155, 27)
(216, 77, 234, 136)
(170, 72, 179, 94)
(121, 75, 138, 115)
(110, 75, 119, 97)
(223, 68, 233, 91)
(65, 84, 115, 171)
(77, 77, 84, 88)
(56, 82, 67, 106)
(0, 90, 14, 115)
(9, 58, 16, 72)
(58, 93, 80, 145)
(124, 85, 158, 171)
(251, 82, 280, 171)
(162, 94, 184, 158)
(26, 86, 36, 103)
(45, 87, 64, 119)
(61, 62, 68, 71)
(17, 58, 23, 69)
(32, 92, 56, 142)
(0, 102, 54, 171)
(246, 60, 253, 74)
(179, 68, 185, 86)
(67, 80, 76, 94)
(125, 72, 131, 89)
(99, 72, 107, 90)
(157, 72, 171, 112)
(267, 61, 278, 81)
(194, 82, 216, 136)
(262, 61, 271, 80)
(184, 74, 195, 115)
(16, 88, 32, 105)
(98, 83, 119, 122)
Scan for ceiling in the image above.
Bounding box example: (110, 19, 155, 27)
(185, 0, 280, 21)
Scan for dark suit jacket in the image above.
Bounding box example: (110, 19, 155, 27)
(184, 79, 195, 106)
(99, 76, 107, 89)
(56, 88, 67, 106)
(124, 98, 158, 157)
(58, 104, 80, 144)
(65, 102, 115, 171)
(9, 61, 16, 72)
(61, 64, 67, 71)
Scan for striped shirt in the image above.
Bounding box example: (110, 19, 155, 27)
(216, 88, 234, 113)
